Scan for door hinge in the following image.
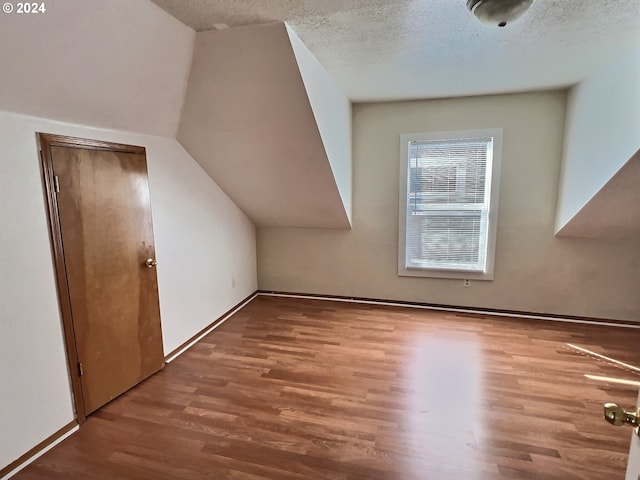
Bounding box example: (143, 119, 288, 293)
(54, 175, 60, 193)
(78, 362, 83, 377)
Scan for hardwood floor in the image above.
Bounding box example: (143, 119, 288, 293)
(13, 296, 640, 479)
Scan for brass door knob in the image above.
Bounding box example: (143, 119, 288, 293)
(604, 403, 640, 435)
(145, 258, 158, 268)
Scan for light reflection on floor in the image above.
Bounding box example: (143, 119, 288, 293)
(403, 334, 484, 478)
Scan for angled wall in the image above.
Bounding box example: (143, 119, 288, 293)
(178, 22, 351, 228)
(0, 0, 194, 136)
(0, 110, 258, 477)
(286, 24, 352, 222)
(556, 48, 640, 237)
(557, 150, 640, 237)
(0, 1, 258, 474)
(258, 91, 640, 322)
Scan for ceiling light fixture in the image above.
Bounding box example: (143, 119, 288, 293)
(467, 0, 535, 27)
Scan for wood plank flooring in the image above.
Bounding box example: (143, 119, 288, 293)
(12, 296, 640, 479)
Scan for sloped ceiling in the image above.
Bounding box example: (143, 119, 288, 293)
(0, 0, 194, 137)
(555, 48, 640, 238)
(177, 22, 351, 228)
(557, 150, 640, 238)
(151, 0, 640, 101)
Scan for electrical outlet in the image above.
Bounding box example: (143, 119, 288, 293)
(463, 279, 471, 287)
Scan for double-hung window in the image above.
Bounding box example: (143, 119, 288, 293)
(398, 129, 502, 280)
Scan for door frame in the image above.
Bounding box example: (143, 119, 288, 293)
(38, 133, 147, 423)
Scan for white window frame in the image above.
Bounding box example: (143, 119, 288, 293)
(398, 128, 502, 280)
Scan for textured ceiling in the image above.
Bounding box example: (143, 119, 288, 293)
(150, 0, 640, 101)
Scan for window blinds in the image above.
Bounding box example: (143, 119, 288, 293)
(405, 137, 493, 272)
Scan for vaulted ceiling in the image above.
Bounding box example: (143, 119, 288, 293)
(3, 0, 637, 233)
(151, 0, 640, 101)
(152, 0, 640, 236)
(177, 22, 352, 228)
(557, 150, 640, 238)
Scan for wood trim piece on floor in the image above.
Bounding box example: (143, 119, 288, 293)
(257, 291, 640, 329)
(164, 291, 259, 363)
(0, 420, 78, 479)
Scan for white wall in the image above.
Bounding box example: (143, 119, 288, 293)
(149, 131, 257, 354)
(627, 389, 640, 480)
(286, 24, 353, 223)
(0, 2, 259, 471)
(556, 48, 640, 233)
(258, 91, 640, 322)
(0, 0, 194, 137)
(0, 110, 257, 471)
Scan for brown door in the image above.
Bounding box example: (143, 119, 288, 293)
(39, 134, 164, 419)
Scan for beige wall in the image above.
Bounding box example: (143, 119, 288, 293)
(258, 90, 640, 321)
(178, 23, 350, 229)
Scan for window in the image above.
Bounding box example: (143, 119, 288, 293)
(398, 129, 502, 280)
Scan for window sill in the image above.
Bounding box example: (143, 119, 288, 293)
(398, 267, 494, 281)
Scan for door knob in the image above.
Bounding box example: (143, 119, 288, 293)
(145, 258, 158, 268)
(604, 403, 640, 435)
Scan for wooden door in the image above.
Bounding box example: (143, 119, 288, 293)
(39, 134, 164, 420)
